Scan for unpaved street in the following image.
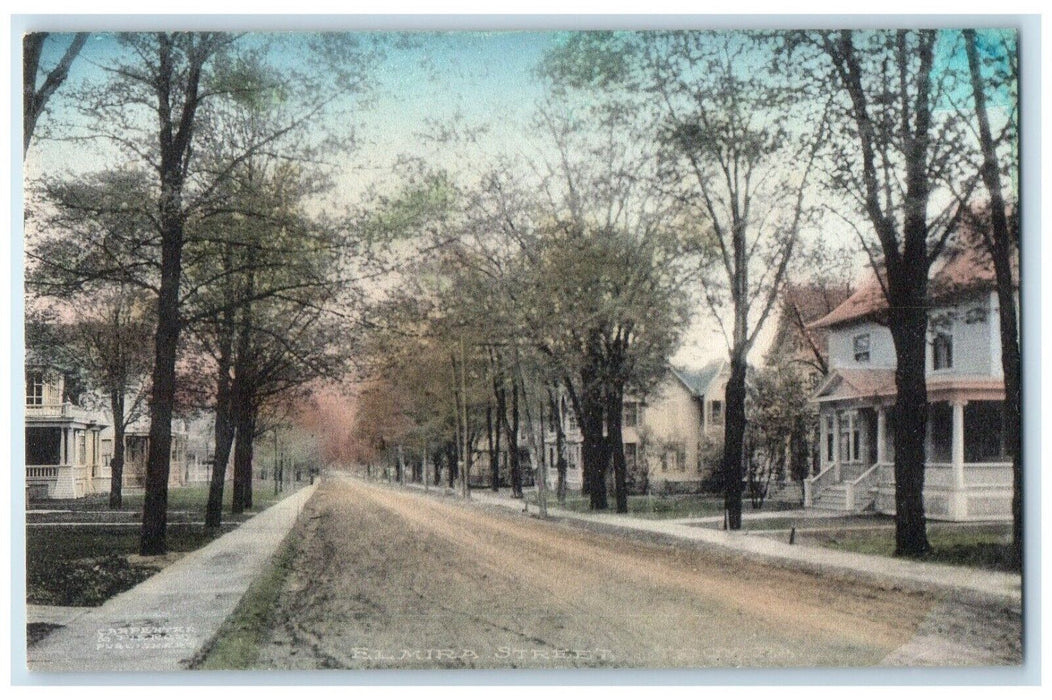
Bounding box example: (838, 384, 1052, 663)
(254, 476, 1021, 670)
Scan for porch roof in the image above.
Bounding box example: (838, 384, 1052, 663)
(813, 368, 896, 404)
(813, 369, 1007, 405)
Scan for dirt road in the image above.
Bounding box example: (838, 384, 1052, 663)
(254, 477, 1021, 670)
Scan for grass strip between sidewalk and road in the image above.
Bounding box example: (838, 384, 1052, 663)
(190, 528, 300, 670)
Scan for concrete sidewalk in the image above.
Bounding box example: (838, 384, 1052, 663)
(27, 482, 317, 672)
(396, 480, 1021, 605)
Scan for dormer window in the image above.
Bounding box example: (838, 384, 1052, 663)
(933, 329, 953, 370)
(26, 371, 44, 406)
(853, 333, 871, 363)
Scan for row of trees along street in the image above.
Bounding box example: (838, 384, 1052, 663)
(24, 29, 1020, 563)
(26, 33, 380, 553)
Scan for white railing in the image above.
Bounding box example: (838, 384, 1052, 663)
(963, 462, 1013, 486)
(845, 462, 883, 511)
(875, 462, 1012, 488)
(26, 465, 59, 479)
(25, 402, 98, 422)
(923, 462, 955, 487)
(804, 464, 838, 507)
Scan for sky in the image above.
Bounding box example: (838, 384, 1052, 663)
(22, 28, 1019, 371)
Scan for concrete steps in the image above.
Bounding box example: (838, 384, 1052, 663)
(810, 483, 877, 513)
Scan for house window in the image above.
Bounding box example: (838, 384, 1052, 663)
(933, 328, 953, 370)
(622, 401, 640, 428)
(26, 371, 44, 406)
(710, 400, 723, 426)
(662, 444, 685, 472)
(853, 333, 871, 363)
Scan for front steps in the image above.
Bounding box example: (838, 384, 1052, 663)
(809, 483, 877, 513)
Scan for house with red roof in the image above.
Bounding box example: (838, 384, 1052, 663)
(804, 236, 1016, 521)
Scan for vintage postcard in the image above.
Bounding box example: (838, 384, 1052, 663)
(17, 19, 1030, 679)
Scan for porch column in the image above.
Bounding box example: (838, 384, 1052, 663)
(831, 411, 840, 482)
(59, 427, 67, 466)
(818, 410, 827, 470)
(951, 400, 966, 486)
(876, 407, 887, 464)
(951, 399, 968, 520)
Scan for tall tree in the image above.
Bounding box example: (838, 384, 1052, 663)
(542, 31, 820, 522)
(648, 32, 822, 528)
(962, 29, 1021, 567)
(40, 32, 378, 554)
(794, 30, 981, 555)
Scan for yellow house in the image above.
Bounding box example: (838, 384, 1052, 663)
(544, 360, 731, 495)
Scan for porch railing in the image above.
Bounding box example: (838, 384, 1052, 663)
(803, 464, 838, 507)
(964, 462, 1013, 486)
(844, 462, 883, 512)
(874, 461, 1012, 488)
(25, 402, 99, 422)
(26, 465, 59, 479)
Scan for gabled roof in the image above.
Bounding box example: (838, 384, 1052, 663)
(813, 368, 897, 403)
(670, 360, 725, 398)
(809, 231, 1018, 330)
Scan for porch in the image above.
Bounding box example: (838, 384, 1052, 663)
(26, 416, 108, 500)
(805, 398, 1013, 521)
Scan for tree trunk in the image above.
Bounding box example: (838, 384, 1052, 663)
(108, 390, 126, 509)
(549, 389, 568, 504)
(889, 303, 931, 556)
(508, 379, 522, 498)
(232, 404, 256, 514)
(138, 33, 213, 556)
(607, 384, 628, 513)
(486, 404, 497, 490)
(446, 440, 458, 488)
(722, 350, 748, 529)
(579, 369, 608, 510)
(139, 215, 182, 555)
(964, 29, 1022, 568)
(205, 304, 236, 528)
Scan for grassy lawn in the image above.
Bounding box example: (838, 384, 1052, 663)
(690, 514, 889, 532)
(26, 480, 306, 607)
(771, 520, 1016, 572)
(26, 523, 235, 606)
(191, 531, 299, 669)
(526, 492, 799, 519)
(32, 479, 303, 515)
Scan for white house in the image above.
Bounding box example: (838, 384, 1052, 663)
(98, 419, 192, 492)
(543, 360, 731, 495)
(804, 238, 1015, 521)
(25, 367, 197, 500)
(24, 367, 108, 499)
